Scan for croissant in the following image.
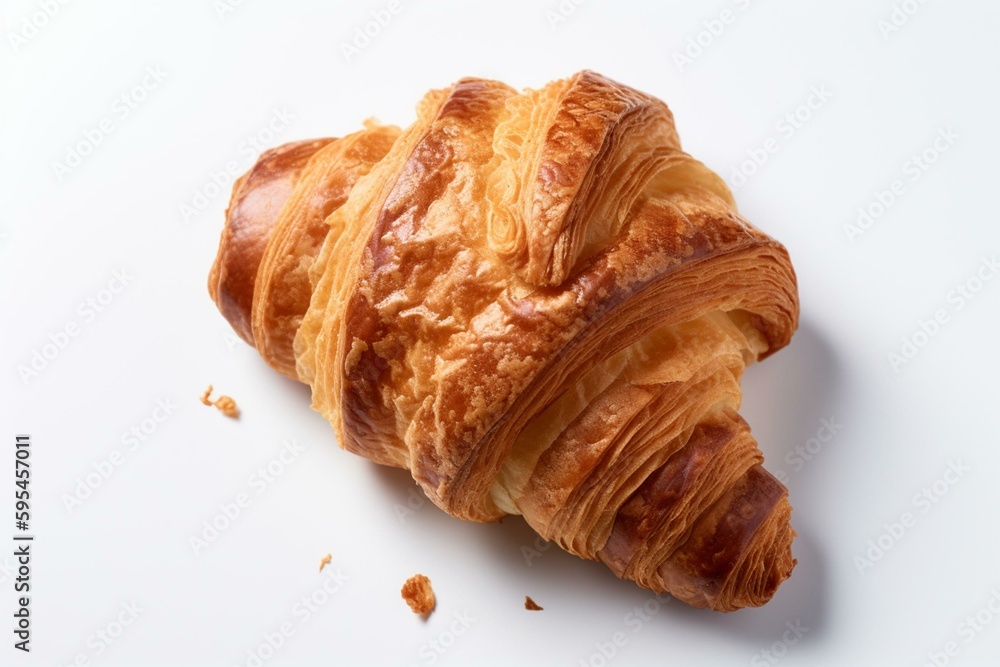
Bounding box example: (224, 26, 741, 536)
(208, 71, 799, 611)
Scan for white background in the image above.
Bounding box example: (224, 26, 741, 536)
(2, 1, 999, 665)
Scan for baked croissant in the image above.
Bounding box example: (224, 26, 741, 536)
(208, 71, 799, 611)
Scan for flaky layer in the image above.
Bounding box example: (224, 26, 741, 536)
(208, 71, 799, 611)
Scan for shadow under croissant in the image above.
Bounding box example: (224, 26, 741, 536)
(370, 463, 827, 640)
(365, 317, 840, 643)
(741, 319, 843, 483)
(256, 356, 313, 403)
(722, 319, 842, 640)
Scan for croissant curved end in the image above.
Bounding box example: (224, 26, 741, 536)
(208, 71, 800, 611)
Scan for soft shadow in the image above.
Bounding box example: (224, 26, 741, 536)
(711, 529, 828, 639)
(365, 319, 844, 642)
(369, 464, 659, 606)
(740, 319, 843, 471)
(258, 356, 314, 403)
(723, 319, 844, 641)
(369, 462, 829, 642)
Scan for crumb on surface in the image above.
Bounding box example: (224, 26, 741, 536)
(319, 554, 332, 573)
(200, 385, 214, 406)
(524, 596, 543, 611)
(201, 385, 240, 418)
(401, 574, 435, 617)
(213, 395, 239, 417)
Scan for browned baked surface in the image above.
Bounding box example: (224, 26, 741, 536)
(209, 71, 799, 611)
(208, 138, 335, 346)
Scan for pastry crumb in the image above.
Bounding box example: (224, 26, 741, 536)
(401, 574, 435, 617)
(319, 554, 332, 572)
(214, 395, 239, 417)
(200, 384, 240, 418)
(199, 385, 214, 406)
(524, 596, 543, 611)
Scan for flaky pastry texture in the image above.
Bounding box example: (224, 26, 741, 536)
(208, 71, 799, 611)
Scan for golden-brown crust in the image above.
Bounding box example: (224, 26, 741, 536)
(209, 71, 800, 611)
(490, 71, 681, 287)
(655, 466, 794, 610)
(340, 79, 516, 467)
(208, 138, 335, 345)
(252, 125, 400, 377)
